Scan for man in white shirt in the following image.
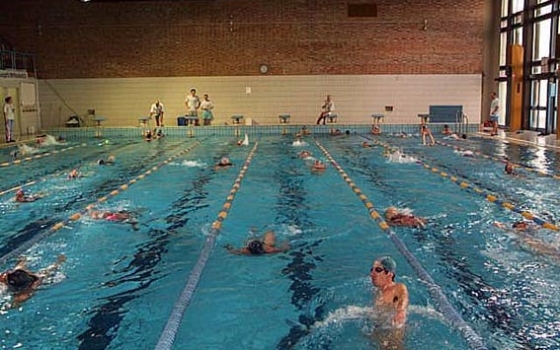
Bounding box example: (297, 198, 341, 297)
(185, 89, 201, 126)
(3, 96, 16, 143)
(149, 100, 165, 127)
(316, 95, 335, 125)
(489, 92, 499, 136)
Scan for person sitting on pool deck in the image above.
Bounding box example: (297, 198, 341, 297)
(14, 188, 43, 203)
(384, 207, 426, 228)
(0, 254, 66, 308)
(225, 231, 289, 255)
(215, 156, 233, 169)
(370, 255, 408, 350)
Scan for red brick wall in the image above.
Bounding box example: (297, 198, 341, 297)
(0, 0, 485, 79)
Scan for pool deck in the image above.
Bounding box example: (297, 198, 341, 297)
(476, 129, 560, 151)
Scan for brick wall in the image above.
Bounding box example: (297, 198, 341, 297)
(0, 0, 485, 79)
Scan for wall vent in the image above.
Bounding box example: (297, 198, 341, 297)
(348, 4, 377, 17)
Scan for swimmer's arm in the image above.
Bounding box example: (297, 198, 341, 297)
(224, 244, 249, 255)
(38, 255, 66, 278)
(12, 289, 35, 307)
(393, 284, 409, 327)
(265, 242, 290, 254)
(14, 256, 28, 270)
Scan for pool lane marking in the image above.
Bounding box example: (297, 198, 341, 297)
(436, 139, 560, 180)
(0, 143, 88, 168)
(364, 136, 559, 231)
(314, 139, 489, 350)
(47, 141, 201, 232)
(155, 142, 259, 350)
(0, 141, 202, 266)
(418, 160, 559, 231)
(0, 180, 37, 197)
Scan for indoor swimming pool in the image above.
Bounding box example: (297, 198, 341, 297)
(0, 130, 559, 350)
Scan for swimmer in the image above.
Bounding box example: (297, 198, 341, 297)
(442, 124, 452, 135)
(68, 168, 81, 179)
(301, 126, 311, 135)
(292, 137, 306, 147)
(299, 150, 312, 158)
(421, 125, 436, 146)
(504, 162, 517, 175)
(0, 254, 66, 308)
(371, 125, 381, 135)
(456, 149, 474, 157)
(237, 134, 249, 146)
(215, 156, 233, 169)
(330, 129, 342, 136)
(14, 188, 43, 203)
(98, 154, 116, 165)
(311, 159, 327, 172)
(145, 129, 153, 142)
(225, 231, 290, 255)
(370, 256, 408, 350)
(89, 209, 138, 230)
(384, 207, 426, 228)
(494, 220, 539, 232)
(362, 141, 374, 148)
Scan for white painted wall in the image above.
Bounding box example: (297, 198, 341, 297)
(0, 78, 41, 141)
(38, 75, 482, 127)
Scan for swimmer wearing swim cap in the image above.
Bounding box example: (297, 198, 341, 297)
(225, 231, 289, 255)
(370, 255, 408, 349)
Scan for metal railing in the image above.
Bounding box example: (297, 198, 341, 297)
(0, 49, 36, 77)
(455, 110, 469, 137)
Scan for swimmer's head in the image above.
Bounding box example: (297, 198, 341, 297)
(6, 269, 38, 291)
(219, 156, 231, 165)
(247, 240, 265, 255)
(505, 162, 514, 174)
(377, 256, 397, 274)
(108, 155, 115, 163)
(512, 221, 529, 229)
(384, 207, 398, 220)
(98, 159, 106, 165)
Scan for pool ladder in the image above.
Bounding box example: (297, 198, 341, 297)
(455, 110, 469, 137)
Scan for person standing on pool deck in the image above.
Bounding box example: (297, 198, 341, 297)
(185, 88, 201, 126)
(149, 99, 165, 130)
(370, 255, 408, 349)
(200, 93, 214, 125)
(3, 96, 16, 143)
(489, 92, 499, 136)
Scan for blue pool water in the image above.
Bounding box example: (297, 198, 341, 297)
(1, 132, 559, 350)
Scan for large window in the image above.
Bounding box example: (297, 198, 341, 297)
(500, 0, 558, 133)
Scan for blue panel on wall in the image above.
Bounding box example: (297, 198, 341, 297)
(429, 105, 463, 123)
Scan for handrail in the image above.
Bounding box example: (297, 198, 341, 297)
(0, 49, 36, 77)
(455, 110, 469, 136)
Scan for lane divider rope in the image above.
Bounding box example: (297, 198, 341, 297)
(364, 136, 558, 231)
(315, 138, 488, 350)
(155, 142, 259, 350)
(0, 143, 88, 168)
(0, 141, 201, 266)
(436, 139, 560, 180)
